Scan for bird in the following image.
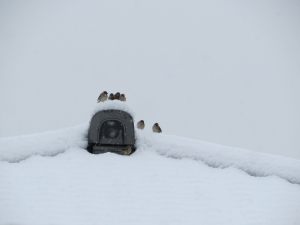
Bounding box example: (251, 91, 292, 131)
(121, 145, 132, 155)
(108, 93, 114, 100)
(97, 91, 108, 103)
(119, 94, 126, 102)
(137, 120, 145, 130)
(152, 123, 162, 133)
(113, 92, 120, 100)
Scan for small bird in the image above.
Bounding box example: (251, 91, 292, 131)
(113, 92, 120, 100)
(97, 91, 108, 103)
(108, 93, 114, 100)
(121, 145, 132, 155)
(152, 123, 162, 133)
(119, 94, 126, 102)
(137, 120, 145, 130)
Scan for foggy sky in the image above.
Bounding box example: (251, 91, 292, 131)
(0, 0, 299, 159)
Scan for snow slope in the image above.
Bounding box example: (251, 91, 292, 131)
(0, 123, 88, 163)
(1, 148, 300, 225)
(1, 101, 300, 224)
(136, 131, 300, 185)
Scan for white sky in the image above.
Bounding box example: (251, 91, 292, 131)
(0, 0, 299, 159)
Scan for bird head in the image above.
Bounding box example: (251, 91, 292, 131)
(154, 123, 158, 126)
(121, 94, 125, 97)
(103, 91, 108, 95)
(140, 120, 144, 124)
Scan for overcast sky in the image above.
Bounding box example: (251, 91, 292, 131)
(0, 0, 299, 159)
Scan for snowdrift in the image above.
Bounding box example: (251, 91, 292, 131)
(136, 131, 300, 185)
(0, 101, 300, 185)
(0, 123, 88, 163)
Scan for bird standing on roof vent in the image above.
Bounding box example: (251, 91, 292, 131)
(122, 145, 132, 155)
(108, 93, 114, 100)
(119, 94, 126, 102)
(137, 120, 145, 130)
(97, 91, 108, 102)
(152, 123, 162, 133)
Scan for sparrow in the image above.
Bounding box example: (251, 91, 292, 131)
(108, 93, 114, 100)
(121, 145, 132, 155)
(152, 123, 162, 133)
(119, 94, 126, 102)
(113, 92, 120, 100)
(97, 91, 108, 103)
(137, 120, 145, 130)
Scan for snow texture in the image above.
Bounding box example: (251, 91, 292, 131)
(0, 124, 88, 163)
(136, 130, 300, 185)
(1, 148, 300, 225)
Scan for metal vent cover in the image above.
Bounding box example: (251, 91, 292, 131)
(88, 110, 135, 145)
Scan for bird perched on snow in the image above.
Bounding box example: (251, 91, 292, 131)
(97, 91, 108, 103)
(137, 120, 145, 130)
(113, 92, 120, 100)
(108, 93, 114, 100)
(119, 94, 126, 102)
(121, 145, 132, 155)
(152, 123, 162, 133)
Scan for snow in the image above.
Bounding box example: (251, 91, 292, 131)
(1, 149, 300, 225)
(91, 101, 135, 119)
(136, 131, 300, 185)
(0, 123, 88, 163)
(1, 101, 300, 224)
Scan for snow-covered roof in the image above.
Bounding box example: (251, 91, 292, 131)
(0, 123, 300, 185)
(1, 125, 300, 224)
